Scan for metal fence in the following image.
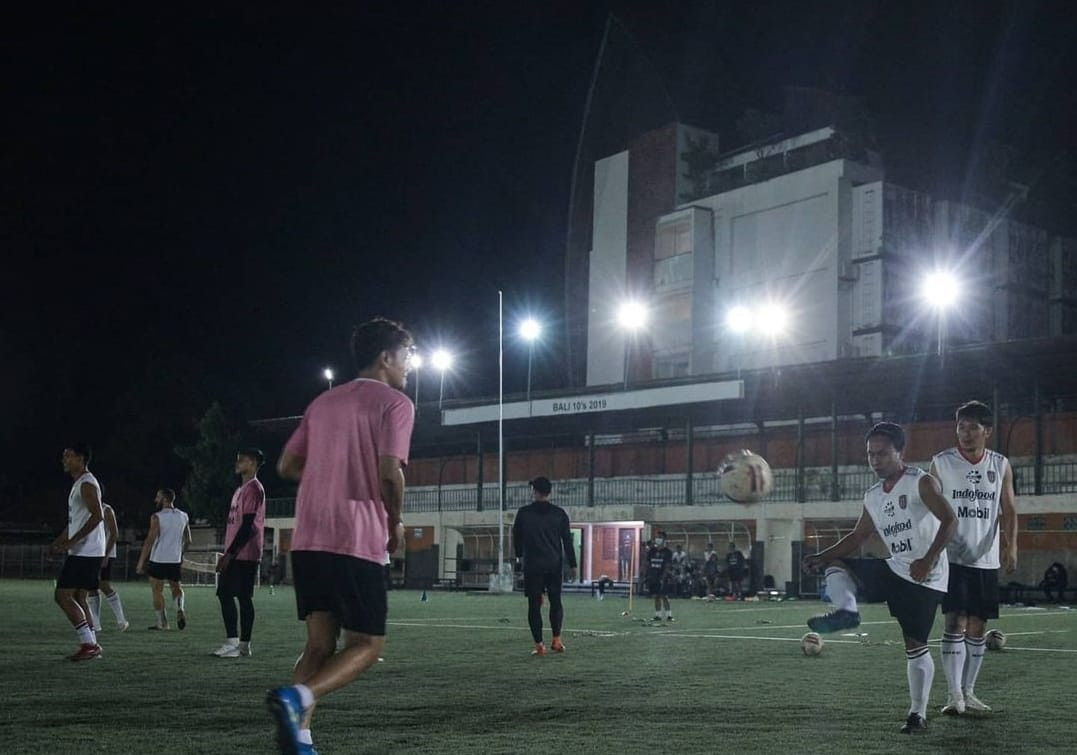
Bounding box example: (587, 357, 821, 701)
(0, 544, 141, 581)
(263, 461, 1077, 517)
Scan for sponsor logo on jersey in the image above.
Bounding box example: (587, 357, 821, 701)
(966, 470, 982, 484)
(899, 494, 908, 510)
(957, 504, 992, 519)
(952, 489, 996, 501)
(891, 538, 914, 554)
(884, 500, 895, 517)
(987, 469, 996, 483)
(883, 518, 913, 538)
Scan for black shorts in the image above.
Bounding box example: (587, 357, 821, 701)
(99, 557, 114, 582)
(57, 555, 101, 590)
(942, 563, 1000, 620)
(843, 558, 944, 644)
(291, 550, 387, 635)
(524, 570, 563, 599)
(148, 561, 182, 582)
(646, 577, 672, 597)
(217, 559, 258, 599)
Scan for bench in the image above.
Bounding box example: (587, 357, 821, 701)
(1000, 583, 1077, 604)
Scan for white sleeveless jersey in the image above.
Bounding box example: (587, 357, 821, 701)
(68, 472, 107, 557)
(150, 507, 189, 564)
(102, 503, 117, 558)
(932, 447, 1008, 569)
(863, 466, 949, 592)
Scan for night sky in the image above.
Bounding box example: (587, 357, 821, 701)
(4, 2, 1076, 507)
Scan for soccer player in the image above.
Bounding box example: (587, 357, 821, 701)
(802, 422, 956, 734)
(268, 317, 416, 755)
(930, 401, 1017, 715)
(513, 476, 578, 654)
(644, 531, 674, 621)
(725, 541, 748, 599)
(86, 501, 129, 632)
(212, 448, 267, 658)
(136, 488, 191, 630)
(51, 444, 107, 661)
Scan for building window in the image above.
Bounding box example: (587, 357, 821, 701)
(656, 221, 692, 260)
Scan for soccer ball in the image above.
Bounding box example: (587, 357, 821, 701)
(801, 632, 824, 656)
(719, 450, 774, 503)
(985, 629, 1006, 651)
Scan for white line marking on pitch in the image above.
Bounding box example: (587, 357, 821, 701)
(388, 621, 618, 637)
(662, 632, 864, 645)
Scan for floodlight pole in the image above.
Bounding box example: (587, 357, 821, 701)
(526, 341, 534, 408)
(413, 365, 420, 415)
(497, 290, 505, 588)
(438, 371, 446, 411)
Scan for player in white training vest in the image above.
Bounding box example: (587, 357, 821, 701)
(86, 502, 129, 632)
(51, 443, 107, 661)
(931, 400, 1017, 716)
(803, 423, 956, 734)
(136, 488, 191, 630)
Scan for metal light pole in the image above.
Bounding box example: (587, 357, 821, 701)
(323, 368, 334, 391)
(617, 300, 647, 391)
(410, 353, 423, 413)
(431, 349, 453, 411)
(518, 317, 541, 410)
(497, 291, 505, 588)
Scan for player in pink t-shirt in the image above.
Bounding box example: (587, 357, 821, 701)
(267, 317, 415, 755)
(212, 447, 267, 658)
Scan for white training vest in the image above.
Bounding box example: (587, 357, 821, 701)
(68, 472, 107, 557)
(932, 447, 1008, 569)
(863, 466, 949, 592)
(150, 508, 189, 564)
(102, 503, 117, 558)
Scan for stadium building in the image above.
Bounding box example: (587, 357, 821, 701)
(258, 103, 1077, 599)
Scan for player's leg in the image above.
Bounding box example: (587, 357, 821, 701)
(940, 610, 968, 714)
(99, 573, 129, 630)
(548, 572, 566, 652)
(652, 582, 662, 620)
(806, 559, 866, 633)
(87, 588, 102, 631)
(168, 575, 186, 629)
(962, 614, 990, 711)
(893, 575, 942, 733)
(238, 561, 257, 656)
(214, 564, 241, 655)
(524, 571, 546, 653)
(148, 573, 168, 629)
(55, 557, 101, 659)
(663, 588, 673, 621)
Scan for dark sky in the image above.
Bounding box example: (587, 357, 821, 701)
(4, 2, 1076, 494)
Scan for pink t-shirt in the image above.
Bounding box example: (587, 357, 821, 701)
(284, 378, 414, 564)
(225, 477, 265, 562)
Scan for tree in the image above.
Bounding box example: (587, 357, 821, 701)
(679, 133, 720, 202)
(175, 402, 243, 527)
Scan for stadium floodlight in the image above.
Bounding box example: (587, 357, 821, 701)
(758, 303, 789, 337)
(323, 368, 334, 390)
(921, 270, 960, 359)
(518, 318, 542, 405)
(616, 299, 648, 332)
(431, 349, 453, 409)
(725, 306, 753, 334)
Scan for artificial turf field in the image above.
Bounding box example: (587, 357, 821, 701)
(1, 579, 1074, 754)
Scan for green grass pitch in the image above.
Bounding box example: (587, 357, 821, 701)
(1, 580, 1074, 754)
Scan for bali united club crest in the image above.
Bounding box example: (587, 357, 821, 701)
(987, 470, 996, 483)
(898, 494, 908, 510)
(884, 500, 896, 517)
(966, 470, 982, 484)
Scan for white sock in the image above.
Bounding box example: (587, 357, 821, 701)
(87, 594, 102, 628)
(940, 632, 966, 696)
(906, 646, 934, 718)
(158, 609, 168, 626)
(105, 591, 127, 623)
(963, 635, 986, 694)
(175, 594, 185, 612)
(226, 636, 239, 646)
(824, 567, 859, 613)
(298, 729, 313, 745)
(76, 622, 95, 645)
(294, 684, 315, 710)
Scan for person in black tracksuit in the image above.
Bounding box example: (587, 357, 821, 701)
(512, 476, 577, 655)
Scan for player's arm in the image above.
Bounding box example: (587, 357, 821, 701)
(62, 483, 104, 549)
(379, 454, 405, 554)
(911, 473, 958, 582)
(1000, 460, 1018, 573)
(802, 507, 875, 572)
(277, 450, 305, 481)
(102, 505, 118, 566)
(220, 486, 263, 570)
(136, 514, 160, 574)
(560, 511, 577, 579)
(182, 519, 192, 554)
(512, 513, 524, 566)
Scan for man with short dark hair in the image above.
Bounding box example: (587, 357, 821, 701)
(725, 541, 748, 599)
(52, 444, 107, 661)
(136, 488, 191, 630)
(513, 476, 577, 656)
(803, 422, 957, 734)
(645, 531, 675, 621)
(931, 401, 1016, 715)
(212, 447, 267, 658)
(269, 317, 416, 755)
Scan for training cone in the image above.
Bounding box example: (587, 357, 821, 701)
(420, 589, 428, 602)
